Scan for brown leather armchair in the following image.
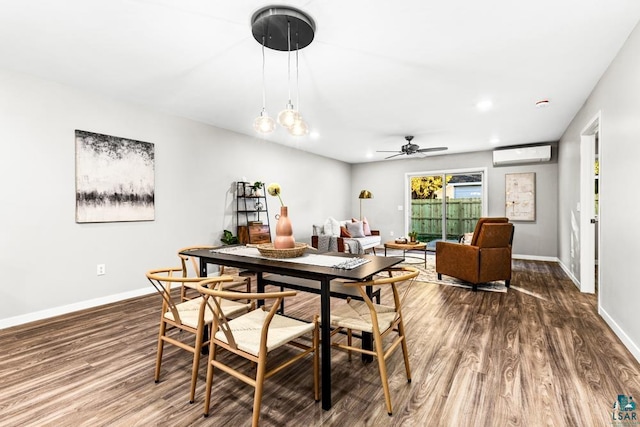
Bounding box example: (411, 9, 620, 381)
(435, 217, 514, 291)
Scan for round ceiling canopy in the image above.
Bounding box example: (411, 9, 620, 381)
(251, 6, 316, 51)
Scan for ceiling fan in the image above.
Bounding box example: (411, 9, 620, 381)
(377, 136, 448, 159)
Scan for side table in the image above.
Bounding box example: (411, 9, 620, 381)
(384, 241, 427, 267)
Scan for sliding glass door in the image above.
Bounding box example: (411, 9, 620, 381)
(408, 169, 486, 246)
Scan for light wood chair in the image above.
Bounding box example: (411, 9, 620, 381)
(146, 267, 252, 404)
(197, 278, 319, 427)
(327, 266, 419, 416)
(178, 245, 252, 301)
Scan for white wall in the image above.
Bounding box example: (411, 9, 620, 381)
(351, 147, 559, 258)
(0, 69, 351, 327)
(558, 21, 640, 360)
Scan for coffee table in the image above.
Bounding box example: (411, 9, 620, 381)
(384, 241, 428, 267)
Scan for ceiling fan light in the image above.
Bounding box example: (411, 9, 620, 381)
(288, 117, 309, 136)
(253, 109, 276, 133)
(278, 102, 299, 128)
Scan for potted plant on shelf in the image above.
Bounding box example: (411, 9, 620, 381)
(251, 181, 264, 197)
(408, 231, 418, 243)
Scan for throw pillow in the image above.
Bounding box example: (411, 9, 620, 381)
(362, 216, 372, 236)
(346, 221, 365, 238)
(324, 217, 341, 236)
(351, 217, 372, 236)
(340, 226, 352, 238)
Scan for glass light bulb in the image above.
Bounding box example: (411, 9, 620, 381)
(288, 117, 309, 136)
(253, 110, 275, 134)
(277, 102, 299, 128)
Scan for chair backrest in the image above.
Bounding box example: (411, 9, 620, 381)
(342, 266, 419, 322)
(196, 278, 297, 354)
(178, 245, 215, 278)
(146, 267, 232, 325)
(470, 217, 509, 246)
(474, 223, 514, 248)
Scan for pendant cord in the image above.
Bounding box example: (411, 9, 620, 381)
(286, 22, 292, 103)
(295, 42, 300, 111)
(261, 36, 267, 110)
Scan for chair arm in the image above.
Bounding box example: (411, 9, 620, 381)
(371, 230, 380, 236)
(435, 242, 480, 283)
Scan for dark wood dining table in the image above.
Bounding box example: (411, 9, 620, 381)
(180, 246, 402, 410)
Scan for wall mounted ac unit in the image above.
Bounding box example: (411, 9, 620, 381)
(493, 145, 551, 166)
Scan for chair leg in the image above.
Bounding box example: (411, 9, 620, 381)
(437, 273, 442, 280)
(154, 321, 167, 383)
(398, 323, 412, 383)
(203, 343, 217, 417)
(374, 335, 393, 416)
(252, 356, 268, 427)
(190, 325, 205, 404)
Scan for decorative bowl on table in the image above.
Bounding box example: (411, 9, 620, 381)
(256, 242, 309, 258)
(395, 238, 408, 244)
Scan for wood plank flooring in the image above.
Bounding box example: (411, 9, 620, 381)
(1, 260, 639, 426)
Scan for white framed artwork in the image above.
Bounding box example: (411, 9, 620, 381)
(505, 172, 535, 221)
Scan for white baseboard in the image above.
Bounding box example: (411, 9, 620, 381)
(512, 254, 558, 262)
(557, 259, 581, 289)
(600, 306, 640, 364)
(0, 287, 156, 330)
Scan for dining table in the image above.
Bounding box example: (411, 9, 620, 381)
(179, 245, 402, 410)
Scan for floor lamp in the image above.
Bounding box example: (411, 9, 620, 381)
(359, 190, 372, 220)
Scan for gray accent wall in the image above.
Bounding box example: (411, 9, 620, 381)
(558, 21, 640, 359)
(0, 68, 350, 326)
(351, 147, 559, 258)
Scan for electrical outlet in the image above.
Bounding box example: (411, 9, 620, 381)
(97, 264, 106, 276)
(389, 231, 394, 236)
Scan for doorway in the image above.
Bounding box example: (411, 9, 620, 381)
(579, 112, 601, 294)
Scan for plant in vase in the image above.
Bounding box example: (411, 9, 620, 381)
(267, 182, 295, 249)
(408, 231, 418, 243)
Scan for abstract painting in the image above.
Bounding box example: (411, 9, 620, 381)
(75, 130, 154, 223)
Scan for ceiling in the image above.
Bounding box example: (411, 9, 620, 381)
(1, 1, 639, 164)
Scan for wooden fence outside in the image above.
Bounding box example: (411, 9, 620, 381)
(410, 198, 482, 241)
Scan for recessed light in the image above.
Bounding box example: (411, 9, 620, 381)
(476, 100, 493, 112)
(309, 131, 320, 139)
(490, 138, 501, 145)
(535, 99, 550, 108)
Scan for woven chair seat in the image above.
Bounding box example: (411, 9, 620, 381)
(215, 309, 315, 356)
(164, 296, 251, 329)
(328, 300, 397, 333)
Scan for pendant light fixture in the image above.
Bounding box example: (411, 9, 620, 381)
(253, 35, 275, 134)
(251, 6, 315, 136)
(288, 43, 309, 136)
(277, 21, 300, 129)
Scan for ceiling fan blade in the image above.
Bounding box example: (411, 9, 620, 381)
(416, 147, 448, 153)
(376, 150, 402, 153)
(384, 153, 405, 159)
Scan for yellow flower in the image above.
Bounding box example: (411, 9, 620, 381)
(267, 183, 284, 206)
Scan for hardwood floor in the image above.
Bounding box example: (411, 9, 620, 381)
(1, 260, 639, 426)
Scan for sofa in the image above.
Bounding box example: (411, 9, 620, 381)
(311, 217, 381, 254)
